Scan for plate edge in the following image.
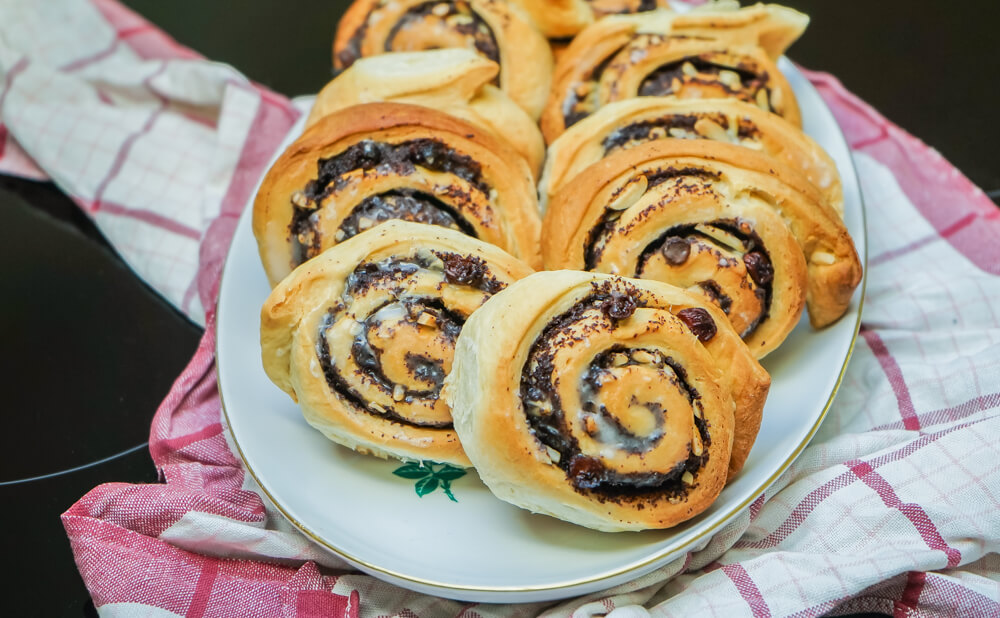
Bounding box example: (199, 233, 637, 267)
(214, 61, 870, 599)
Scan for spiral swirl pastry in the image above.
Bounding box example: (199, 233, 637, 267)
(444, 272, 769, 531)
(307, 49, 545, 178)
(540, 98, 843, 217)
(543, 140, 862, 358)
(253, 102, 542, 287)
(540, 6, 807, 141)
(261, 221, 534, 466)
(333, 0, 553, 119)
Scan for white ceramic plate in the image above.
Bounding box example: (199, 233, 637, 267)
(217, 59, 867, 603)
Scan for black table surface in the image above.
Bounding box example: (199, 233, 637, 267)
(2, 1, 996, 615)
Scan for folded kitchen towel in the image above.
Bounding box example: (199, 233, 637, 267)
(2, 0, 999, 616)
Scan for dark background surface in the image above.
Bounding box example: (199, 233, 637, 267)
(1, 1, 996, 615)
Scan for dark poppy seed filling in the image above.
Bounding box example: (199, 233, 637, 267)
(645, 166, 721, 190)
(440, 252, 506, 294)
(386, 2, 501, 71)
(345, 252, 505, 297)
(337, 189, 477, 242)
(583, 166, 721, 270)
(317, 252, 506, 428)
(637, 219, 774, 339)
(337, 17, 367, 70)
(519, 281, 711, 500)
(562, 48, 622, 130)
(290, 210, 323, 266)
(697, 281, 732, 315)
(602, 114, 761, 153)
(560, 35, 750, 130)
(404, 351, 447, 388)
(637, 56, 771, 104)
(288, 139, 488, 265)
(306, 139, 489, 199)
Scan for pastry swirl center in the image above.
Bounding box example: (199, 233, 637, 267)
(518, 281, 711, 500)
(317, 252, 505, 428)
(637, 219, 773, 339)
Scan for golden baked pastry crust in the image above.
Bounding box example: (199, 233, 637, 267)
(540, 97, 843, 217)
(540, 8, 806, 141)
(444, 271, 769, 531)
(253, 102, 542, 287)
(657, 2, 807, 60)
(511, 0, 676, 39)
(261, 221, 534, 467)
(307, 49, 545, 178)
(333, 0, 553, 119)
(543, 139, 862, 357)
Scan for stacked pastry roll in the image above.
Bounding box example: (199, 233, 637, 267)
(260, 222, 534, 466)
(333, 0, 553, 118)
(253, 96, 542, 284)
(254, 1, 863, 532)
(444, 272, 769, 530)
(540, 1, 861, 360)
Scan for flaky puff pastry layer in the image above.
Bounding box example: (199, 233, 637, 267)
(541, 6, 807, 141)
(443, 271, 769, 531)
(540, 98, 843, 217)
(587, 0, 672, 18)
(333, 0, 552, 119)
(543, 140, 862, 358)
(253, 102, 542, 287)
(261, 221, 534, 467)
(509, 0, 671, 39)
(508, 0, 593, 39)
(307, 49, 545, 178)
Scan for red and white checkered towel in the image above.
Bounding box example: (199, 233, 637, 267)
(3, 1, 999, 616)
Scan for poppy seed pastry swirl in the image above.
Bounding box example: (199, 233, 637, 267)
(307, 49, 546, 178)
(261, 221, 534, 466)
(543, 140, 862, 358)
(253, 102, 542, 287)
(333, 0, 553, 119)
(539, 97, 843, 217)
(444, 272, 769, 531)
(540, 5, 807, 141)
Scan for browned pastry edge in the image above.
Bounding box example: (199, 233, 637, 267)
(540, 18, 801, 142)
(445, 270, 771, 531)
(332, 0, 553, 119)
(543, 139, 861, 334)
(253, 102, 542, 287)
(261, 221, 536, 467)
(539, 97, 844, 217)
